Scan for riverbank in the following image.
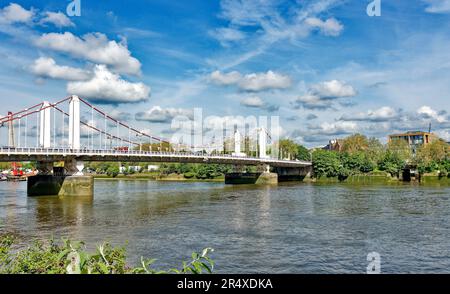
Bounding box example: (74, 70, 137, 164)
(93, 173, 224, 182)
(90, 171, 450, 185)
(308, 172, 450, 185)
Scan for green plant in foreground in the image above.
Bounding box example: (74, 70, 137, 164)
(0, 234, 214, 274)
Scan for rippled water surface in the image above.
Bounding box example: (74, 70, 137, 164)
(1, 180, 450, 273)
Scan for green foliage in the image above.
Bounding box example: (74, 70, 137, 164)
(278, 139, 311, 161)
(340, 152, 375, 174)
(337, 166, 351, 181)
(106, 166, 120, 177)
(296, 145, 311, 161)
(416, 140, 450, 174)
(183, 172, 196, 179)
(387, 139, 412, 162)
(279, 139, 298, 159)
(0, 234, 214, 275)
(312, 150, 341, 178)
(341, 133, 369, 154)
(378, 151, 406, 177)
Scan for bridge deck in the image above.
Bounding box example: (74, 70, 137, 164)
(0, 147, 311, 168)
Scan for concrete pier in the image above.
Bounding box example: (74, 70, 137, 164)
(225, 172, 278, 185)
(275, 166, 312, 182)
(27, 175, 94, 197)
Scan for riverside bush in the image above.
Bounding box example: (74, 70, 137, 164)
(0, 234, 214, 274)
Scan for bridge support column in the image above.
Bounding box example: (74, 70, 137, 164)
(36, 161, 53, 175)
(27, 159, 93, 197)
(274, 166, 312, 182)
(64, 159, 84, 176)
(39, 101, 51, 148)
(69, 95, 80, 150)
(225, 164, 277, 185)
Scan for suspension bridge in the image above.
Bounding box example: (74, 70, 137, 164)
(0, 95, 311, 196)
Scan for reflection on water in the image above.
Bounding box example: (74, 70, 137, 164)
(1, 180, 450, 273)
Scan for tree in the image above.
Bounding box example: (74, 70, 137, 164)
(312, 150, 341, 178)
(341, 134, 369, 154)
(296, 145, 311, 161)
(278, 139, 298, 160)
(416, 140, 448, 163)
(106, 166, 120, 177)
(340, 151, 374, 173)
(416, 140, 449, 174)
(367, 137, 385, 165)
(387, 139, 412, 163)
(378, 151, 405, 177)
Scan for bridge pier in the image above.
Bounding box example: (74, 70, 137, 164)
(274, 166, 312, 182)
(27, 159, 93, 197)
(225, 164, 278, 185)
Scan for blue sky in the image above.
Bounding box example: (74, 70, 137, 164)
(1, 0, 450, 147)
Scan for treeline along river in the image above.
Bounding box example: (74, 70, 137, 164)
(1, 179, 450, 273)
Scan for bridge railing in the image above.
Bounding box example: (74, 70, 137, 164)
(0, 147, 311, 165)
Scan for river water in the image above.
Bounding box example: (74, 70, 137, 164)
(1, 180, 450, 273)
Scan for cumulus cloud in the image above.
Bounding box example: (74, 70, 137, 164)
(0, 3, 34, 24)
(35, 32, 141, 75)
(240, 95, 279, 112)
(39, 11, 74, 28)
(210, 70, 291, 91)
(312, 121, 358, 136)
(294, 80, 357, 110)
(135, 106, 193, 123)
(305, 17, 344, 37)
(30, 57, 90, 81)
(340, 106, 399, 122)
(417, 105, 447, 123)
(210, 70, 241, 85)
(240, 96, 264, 107)
(311, 80, 357, 99)
(239, 70, 292, 91)
(67, 65, 150, 104)
(424, 0, 450, 13)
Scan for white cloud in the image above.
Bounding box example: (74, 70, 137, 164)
(240, 95, 279, 112)
(35, 32, 141, 75)
(210, 27, 246, 46)
(0, 3, 34, 24)
(67, 65, 150, 104)
(294, 80, 357, 110)
(312, 121, 359, 136)
(294, 94, 332, 110)
(417, 105, 447, 123)
(210, 70, 242, 85)
(30, 57, 90, 81)
(240, 96, 264, 107)
(424, 0, 450, 13)
(210, 70, 291, 91)
(305, 17, 344, 37)
(311, 80, 357, 99)
(435, 130, 450, 142)
(40, 11, 74, 28)
(239, 70, 291, 91)
(135, 106, 193, 123)
(212, 0, 344, 68)
(340, 106, 398, 122)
